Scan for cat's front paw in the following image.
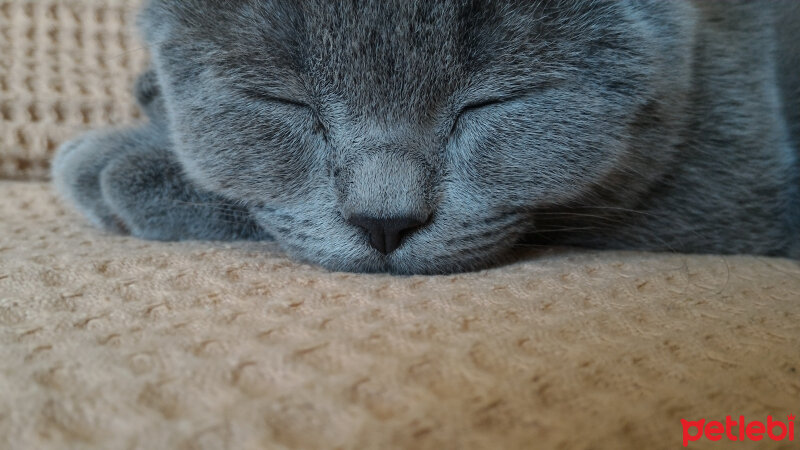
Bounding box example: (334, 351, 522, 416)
(52, 126, 268, 241)
(52, 129, 140, 234)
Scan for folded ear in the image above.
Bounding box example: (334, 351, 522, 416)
(137, 0, 248, 44)
(136, 0, 204, 45)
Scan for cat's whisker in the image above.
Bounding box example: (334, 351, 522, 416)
(172, 200, 250, 212)
(532, 226, 605, 233)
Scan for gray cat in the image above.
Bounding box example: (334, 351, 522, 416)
(52, 0, 800, 274)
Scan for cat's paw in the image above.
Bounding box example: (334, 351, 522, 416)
(52, 126, 268, 241)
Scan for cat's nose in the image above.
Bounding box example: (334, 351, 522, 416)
(347, 215, 427, 255)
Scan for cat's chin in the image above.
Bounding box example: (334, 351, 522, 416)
(279, 237, 517, 275)
(299, 254, 499, 276)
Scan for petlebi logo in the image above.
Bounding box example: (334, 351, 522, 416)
(682, 415, 796, 447)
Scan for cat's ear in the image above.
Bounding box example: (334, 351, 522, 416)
(137, 0, 206, 45)
(136, 0, 175, 45)
(136, 0, 238, 46)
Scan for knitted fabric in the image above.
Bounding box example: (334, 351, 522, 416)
(0, 0, 147, 180)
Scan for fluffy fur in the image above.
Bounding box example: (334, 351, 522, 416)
(53, 0, 799, 274)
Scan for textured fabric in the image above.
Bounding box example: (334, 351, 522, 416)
(1, 181, 799, 449)
(0, 0, 147, 180)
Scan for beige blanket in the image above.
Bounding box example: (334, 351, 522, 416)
(2, 1, 799, 449)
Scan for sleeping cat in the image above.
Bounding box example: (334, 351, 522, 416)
(52, 0, 800, 274)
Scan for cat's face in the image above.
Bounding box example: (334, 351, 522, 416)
(141, 0, 693, 273)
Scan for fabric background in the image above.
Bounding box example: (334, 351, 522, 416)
(0, 0, 147, 180)
(1, 1, 799, 449)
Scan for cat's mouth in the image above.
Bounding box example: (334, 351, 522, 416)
(259, 206, 527, 274)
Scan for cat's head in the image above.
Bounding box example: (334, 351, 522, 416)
(139, 0, 695, 274)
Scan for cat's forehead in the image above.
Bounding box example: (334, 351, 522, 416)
(148, 0, 629, 116)
(253, 0, 577, 65)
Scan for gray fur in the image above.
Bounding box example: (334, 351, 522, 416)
(52, 0, 799, 274)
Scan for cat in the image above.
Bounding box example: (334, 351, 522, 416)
(52, 0, 800, 274)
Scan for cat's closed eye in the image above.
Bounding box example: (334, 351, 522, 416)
(238, 88, 329, 139)
(239, 88, 311, 110)
(449, 74, 572, 135)
(450, 96, 518, 136)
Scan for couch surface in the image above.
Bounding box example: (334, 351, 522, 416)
(3, 181, 800, 450)
(2, 1, 800, 449)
